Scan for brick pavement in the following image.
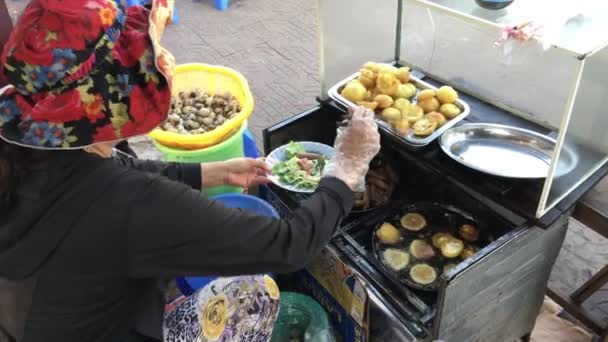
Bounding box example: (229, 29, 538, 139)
(159, 0, 320, 148)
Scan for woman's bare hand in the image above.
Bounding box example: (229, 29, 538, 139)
(201, 158, 271, 188)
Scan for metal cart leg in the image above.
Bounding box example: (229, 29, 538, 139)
(558, 198, 608, 340)
(571, 264, 608, 304)
(547, 288, 606, 337)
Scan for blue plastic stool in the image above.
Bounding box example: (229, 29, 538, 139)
(126, 0, 179, 23)
(215, 0, 229, 11)
(243, 128, 260, 159)
(171, 7, 180, 24)
(175, 194, 279, 296)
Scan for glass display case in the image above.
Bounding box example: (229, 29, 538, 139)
(318, 0, 608, 218)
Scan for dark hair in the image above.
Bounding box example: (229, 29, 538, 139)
(0, 139, 34, 209)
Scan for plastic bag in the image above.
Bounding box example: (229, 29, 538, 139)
(323, 106, 380, 192)
(269, 292, 336, 342)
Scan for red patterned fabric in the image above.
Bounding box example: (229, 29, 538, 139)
(0, 0, 176, 149)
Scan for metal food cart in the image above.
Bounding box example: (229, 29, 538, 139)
(262, 1, 608, 341)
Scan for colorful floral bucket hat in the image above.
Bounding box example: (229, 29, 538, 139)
(0, 0, 176, 149)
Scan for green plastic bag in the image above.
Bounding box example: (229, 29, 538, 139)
(270, 292, 335, 342)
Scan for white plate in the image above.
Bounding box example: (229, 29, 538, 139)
(266, 141, 336, 193)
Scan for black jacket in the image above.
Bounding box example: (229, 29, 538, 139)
(0, 150, 353, 342)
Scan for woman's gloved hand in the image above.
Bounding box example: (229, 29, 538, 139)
(324, 106, 381, 192)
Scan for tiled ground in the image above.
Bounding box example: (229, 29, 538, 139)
(5, 0, 608, 338)
(159, 0, 320, 147)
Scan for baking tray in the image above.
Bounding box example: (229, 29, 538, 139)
(440, 123, 579, 179)
(371, 203, 493, 291)
(328, 70, 470, 147)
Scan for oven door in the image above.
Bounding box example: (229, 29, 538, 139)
(331, 238, 432, 342)
(321, 243, 432, 342)
(367, 281, 430, 342)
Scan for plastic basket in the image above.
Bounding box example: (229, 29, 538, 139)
(211, 193, 280, 217)
(149, 63, 254, 150)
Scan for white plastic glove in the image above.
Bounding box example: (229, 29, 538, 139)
(324, 106, 381, 192)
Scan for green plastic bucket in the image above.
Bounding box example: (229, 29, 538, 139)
(270, 292, 335, 342)
(152, 121, 247, 196)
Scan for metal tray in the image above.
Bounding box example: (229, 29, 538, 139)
(371, 203, 492, 292)
(328, 70, 470, 147)
(439, 123, 579, 179)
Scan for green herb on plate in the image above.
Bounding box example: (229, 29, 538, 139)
(272, 142, 328, 190)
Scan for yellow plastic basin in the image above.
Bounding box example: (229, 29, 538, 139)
(149, 63, 254, 150)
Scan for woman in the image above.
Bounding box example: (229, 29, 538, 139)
(0, 1, 380, 342)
